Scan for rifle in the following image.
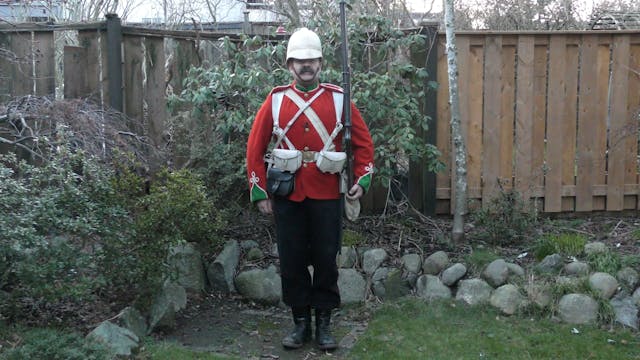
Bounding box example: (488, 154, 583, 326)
(339, 0, 353, 191)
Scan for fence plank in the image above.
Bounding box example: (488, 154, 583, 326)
(435, 37, 451, 214)
(630, 45, 640, 210)
(11, 32, 33, 97)
(123, 35, 144, 122)
(63, 46, 88, 99)
(532, 41, 548, 196)
(33, 32, 55, 96)
(79, 29, 106, 104)
(515, 35, 534, 201)
(545, 35, 566, 212)
(500, 38, 516, 190)
(593, 36, 612, 210)
(0, 32, 12, 102)
(467, 43, 484, 206)
(482, 35, 502, 206)
(576, 35, 598, 211)
(144, 37, 167, 148)
(607, 35, 630, 211)
(168, 38, 199, 97)
(561, 37, 579, 211)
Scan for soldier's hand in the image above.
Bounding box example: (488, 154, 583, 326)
(346, 184, 363, 201)
(256, 199, 273, 215)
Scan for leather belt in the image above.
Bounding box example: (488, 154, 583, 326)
(302, 150, 318, 163)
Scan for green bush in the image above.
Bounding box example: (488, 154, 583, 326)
(470, 189, 538, 246)
(534, 233, 586, 261)
(0, 149, 131, 319)
(587, 250, 622, 274)
(1, 328, 110, 360)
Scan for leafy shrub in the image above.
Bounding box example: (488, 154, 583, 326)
(2, 328, 110, 360)
(343, 229, 365, 247)
(471, 189, 538, 246)
(533, 233, 586, 261)
(0, 148, 131, 319)
(464, 248, 500, 275)
(101, 167, 216, 302)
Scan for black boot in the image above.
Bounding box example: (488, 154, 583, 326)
(282, 307, 311, 349)
(315, 308, 338, 350)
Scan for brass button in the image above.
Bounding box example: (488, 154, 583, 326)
(303, 146, 309, 151)
(304, 127, 309, 132)
(303, 163, 308, 168)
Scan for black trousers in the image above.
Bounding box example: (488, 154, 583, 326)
(273, 197, 342, 310)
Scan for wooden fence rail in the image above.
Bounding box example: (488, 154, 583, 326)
(2, 20, 640, 215)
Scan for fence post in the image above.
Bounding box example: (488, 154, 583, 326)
(409, 23, 438, 216)
(106, 13, 123, 112)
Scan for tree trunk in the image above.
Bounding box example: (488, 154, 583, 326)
(444, 0, 467, 243)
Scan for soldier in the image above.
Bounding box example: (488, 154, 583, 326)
(246, 27, 374, 350)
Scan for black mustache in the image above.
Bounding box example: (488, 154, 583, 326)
(300, 67, 315, 74)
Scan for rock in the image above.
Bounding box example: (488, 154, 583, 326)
(207, 240, 240, 293)
(338, 268, 367, 304)
(490, 284, 526, 315)
(441, 263, 467, 286)
(584, 241, 608, 255)
(483, 259, 509, 287)
(564, 261, 590, 276)
(610, 294, 639, 330)
(633, 287, 640, 306)
(87, 321, 139, 357)
(401, 253, 422, 274)
(117, 306, 147, 339)
(240, 240, 260, 250)
(246, 247, 264, 261)
(380, 268, 411, 300)
(234, 265, 282, 305)
(422, 251, 449, 275)
(415, 274, 451, 301)
(456, 278, 492, 306)
(525, 283, 552, 308)
(617, 267, 639, 290)
(337, 246, 358, 268)
(534, 254, 563, 274)
(506, 262, 525, 278)
(148, 281, 187, 333)
(362, 249, 388, 275)
(167, 242, 205, 292)
(589, 272, 619, 299)
(558, 293, 599, 324)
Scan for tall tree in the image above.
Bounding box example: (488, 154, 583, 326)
(444, 0, 466, 243)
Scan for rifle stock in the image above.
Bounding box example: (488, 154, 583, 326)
(339, 0, 354, 190)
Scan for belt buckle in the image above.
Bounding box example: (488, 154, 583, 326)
(302, 151, 316, 163)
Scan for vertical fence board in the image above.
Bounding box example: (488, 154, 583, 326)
(435, 37, 451, 214)
(63, 46, 88, 99)
(467, 43, 484, 204)
(500, 39, 516, 190)
(169, 39, 199, 97)
(144, 37, 167, 147)
(482, 35, 502, 206)
(0, 32, 12, 102)
(33, 32, 55, 96)
(123, 35, 144, 122)
(607, 35, 630, 211)
(593, 36, 612, 210)
(532, 42, 548, 195)
(515, 35, 535, 201)
(545, 35, 566, 212)
(12, 32, 33, 97)
(79, 29, 105, 104)
(576, 35, 598, 211)
(629, 45, 640, 209)
(561, 37, 579, 211)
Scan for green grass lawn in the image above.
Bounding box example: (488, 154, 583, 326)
(347, 298, 640, 360)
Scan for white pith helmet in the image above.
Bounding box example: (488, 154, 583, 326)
(286, 28, 322, 61)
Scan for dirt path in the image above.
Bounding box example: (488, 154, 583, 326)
(160, 294, 370, 359)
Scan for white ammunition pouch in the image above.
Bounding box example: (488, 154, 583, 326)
(271, 148, 302, 173)
(316, 150, 347, 174)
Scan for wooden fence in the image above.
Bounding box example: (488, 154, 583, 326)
(435, 31, 640, 214)
(2, 19, 640, 215)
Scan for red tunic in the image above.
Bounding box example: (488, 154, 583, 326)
(246, 82, 374, 203)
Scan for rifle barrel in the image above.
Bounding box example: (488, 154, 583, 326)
(339, 0, 354, 188)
